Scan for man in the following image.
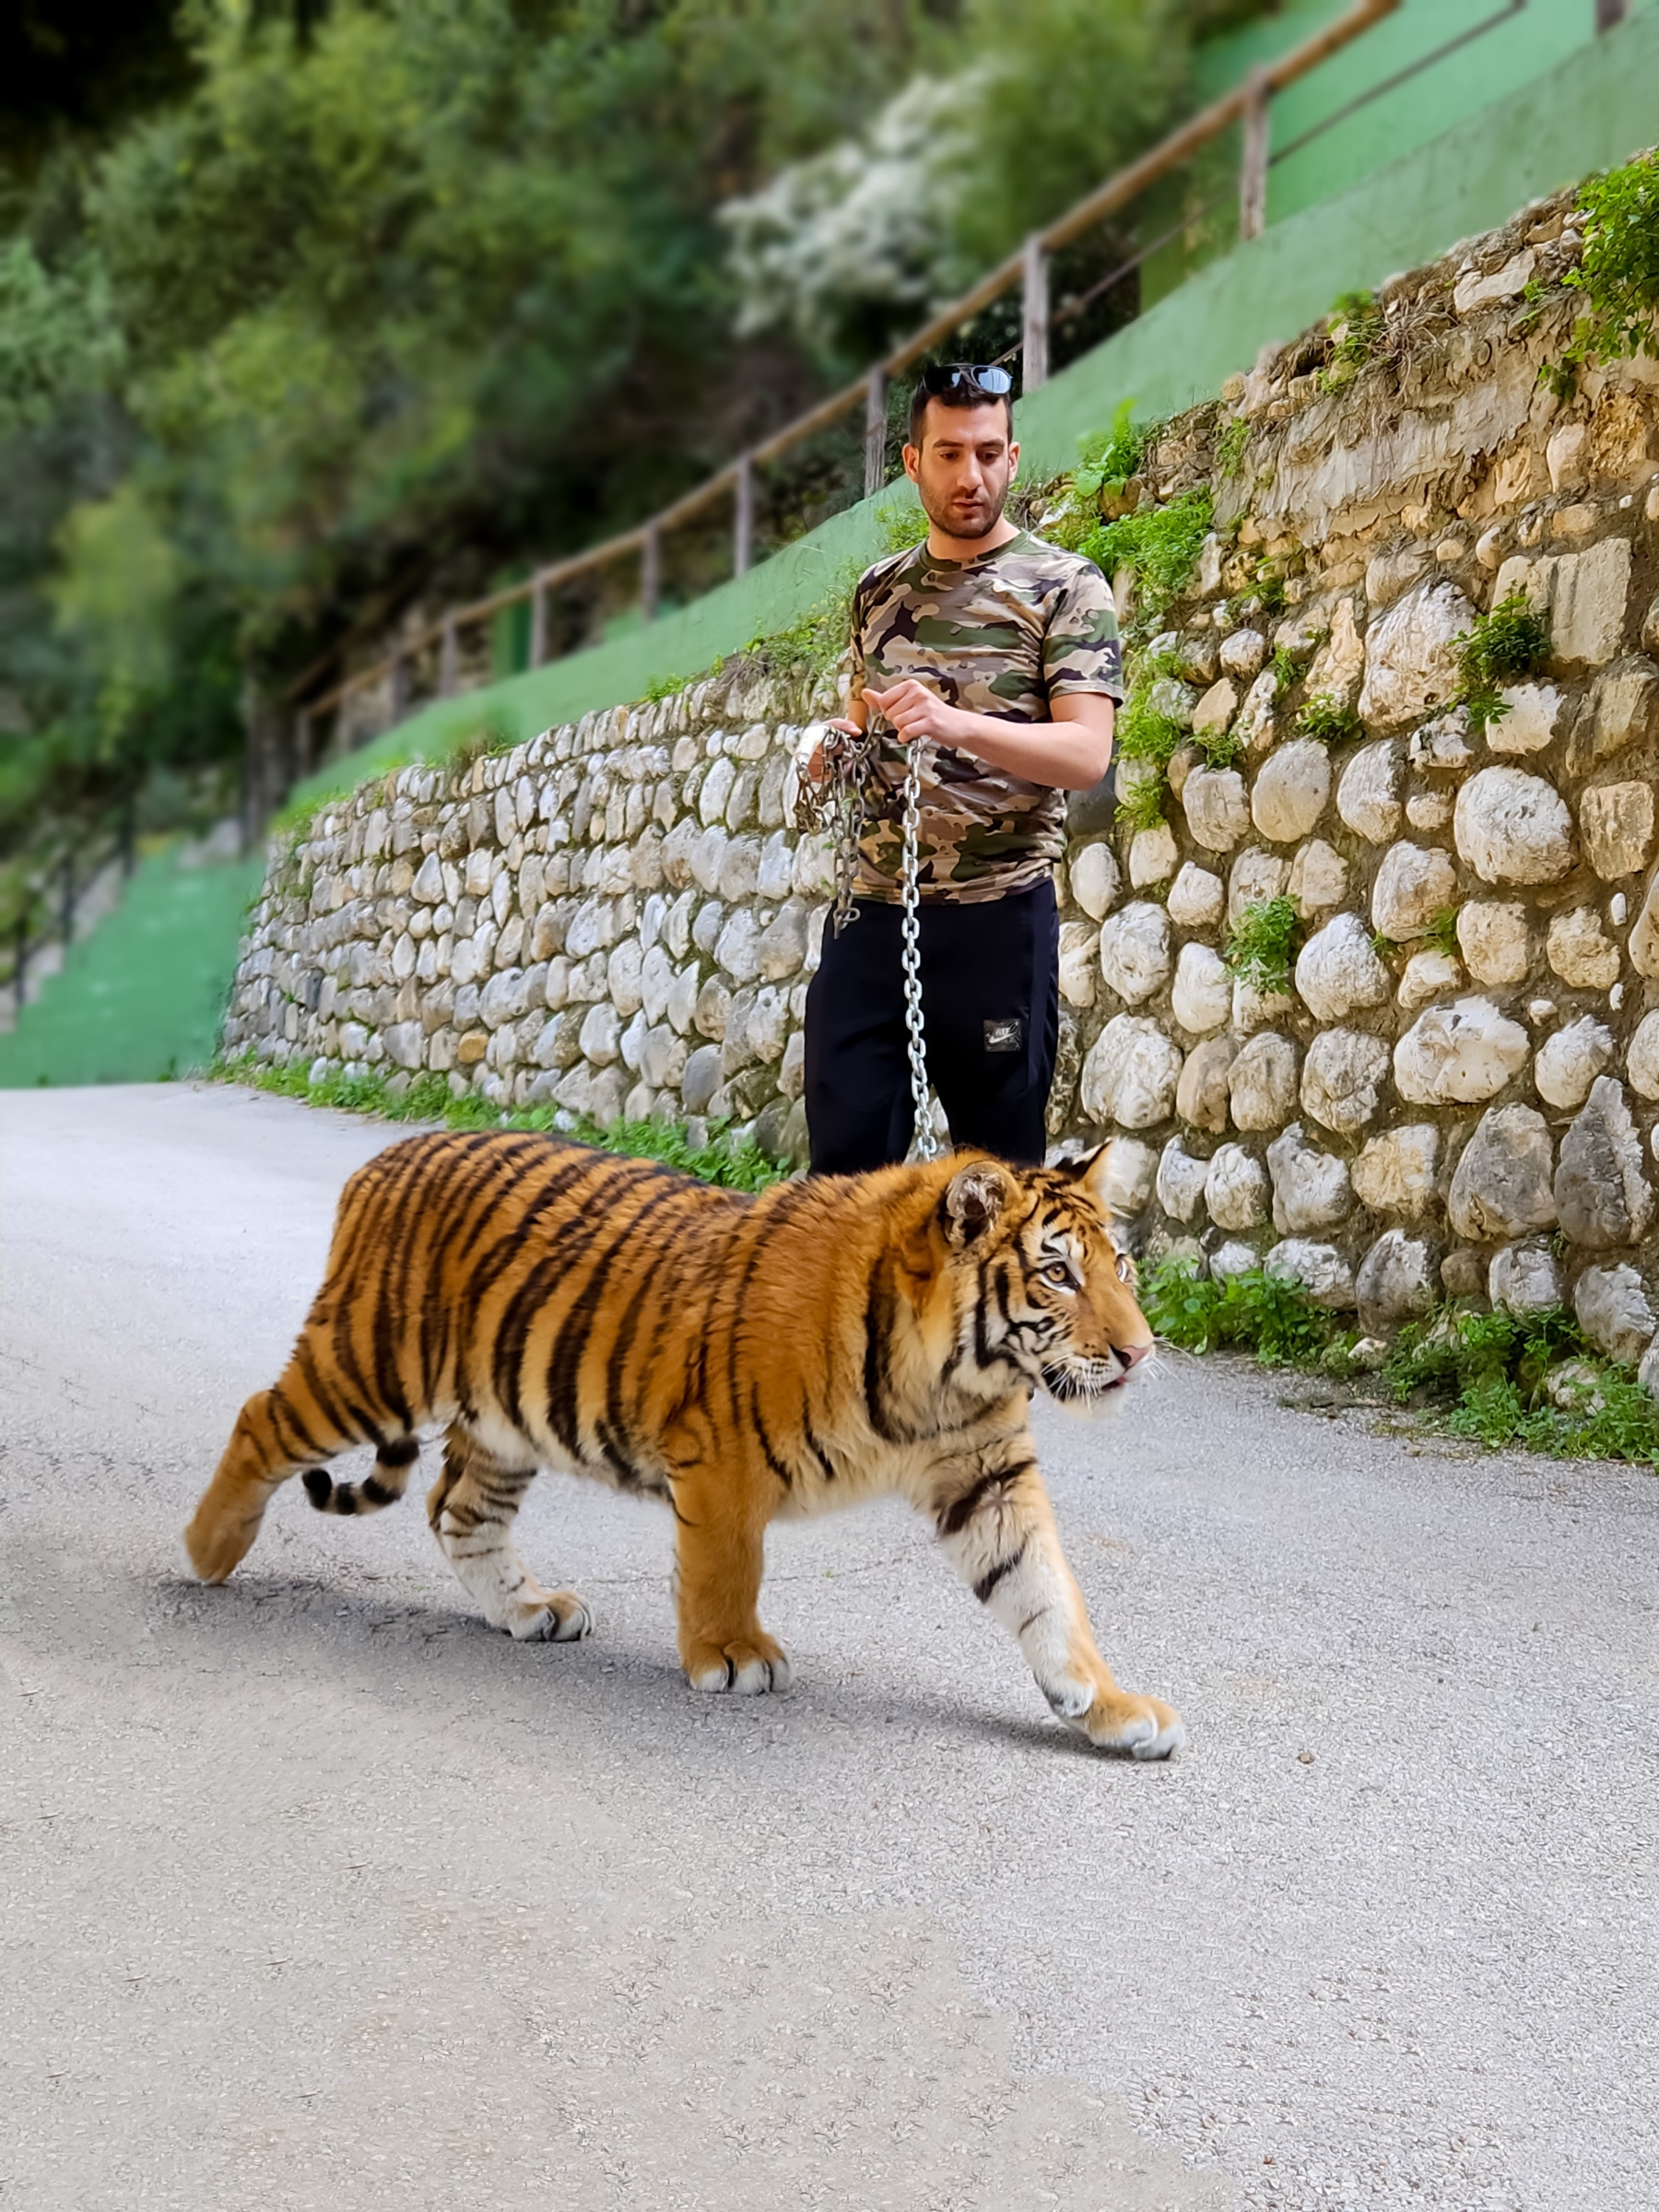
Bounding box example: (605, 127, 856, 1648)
(804, 360, 1123, 1175)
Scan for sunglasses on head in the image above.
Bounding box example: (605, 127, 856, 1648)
(916, 362, 1013, 400)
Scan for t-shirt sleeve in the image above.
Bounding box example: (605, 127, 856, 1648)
(1042, 560, 1124, 703)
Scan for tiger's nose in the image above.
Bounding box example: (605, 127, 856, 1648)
(1115, 1341, 1152, 1370)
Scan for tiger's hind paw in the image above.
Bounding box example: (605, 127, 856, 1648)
(683, 1635, 792, 1696)
(506, 1589, 594, 1643)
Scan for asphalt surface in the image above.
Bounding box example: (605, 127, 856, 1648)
(3, 1083, 1655, 2212)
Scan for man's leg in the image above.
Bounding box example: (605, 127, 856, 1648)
(923, 879, 1059, 1168)
(804, 901, 913, 1174)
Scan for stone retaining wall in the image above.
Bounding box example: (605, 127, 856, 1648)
(225, 175, 1659, 1371)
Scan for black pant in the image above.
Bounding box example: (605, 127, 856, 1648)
(805, 878, 1059, 1173)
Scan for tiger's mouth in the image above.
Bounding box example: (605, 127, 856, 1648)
(1040, 1359, 1132, 1405)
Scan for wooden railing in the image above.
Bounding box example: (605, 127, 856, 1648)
(288, 0, 1544, 763)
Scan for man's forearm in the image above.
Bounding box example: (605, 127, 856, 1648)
(934, 709, 1112, 791)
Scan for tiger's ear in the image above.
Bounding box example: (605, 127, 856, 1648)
(1061, 1142, 1116, 1215)
(941, 1161, 1011, 1249)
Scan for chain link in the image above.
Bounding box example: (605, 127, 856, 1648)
(794, 722, 938, 1162)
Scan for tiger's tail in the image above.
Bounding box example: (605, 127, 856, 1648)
(301, 1435, 421, 1517)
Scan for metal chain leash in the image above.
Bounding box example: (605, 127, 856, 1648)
(794, 723, 938, 1162)
(897, 735, 939, 1160)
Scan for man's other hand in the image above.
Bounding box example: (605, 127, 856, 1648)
(863, 680, 962, 746)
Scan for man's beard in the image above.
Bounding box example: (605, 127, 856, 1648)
(917, 475, 1009, 542)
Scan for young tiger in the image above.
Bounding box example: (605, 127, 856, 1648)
(184, 1132, 1183, 1759)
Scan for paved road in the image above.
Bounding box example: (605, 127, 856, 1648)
(3, 1085, 1655, 2212)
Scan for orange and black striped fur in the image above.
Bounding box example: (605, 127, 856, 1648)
(184, 1132, 1182, 1758)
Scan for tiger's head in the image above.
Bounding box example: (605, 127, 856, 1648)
(924, 1147, 1153, 1409)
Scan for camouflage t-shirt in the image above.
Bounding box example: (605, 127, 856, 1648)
(847, 530, 1122, 904)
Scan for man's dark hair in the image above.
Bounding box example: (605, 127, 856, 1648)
(907, 378, 1015, 449)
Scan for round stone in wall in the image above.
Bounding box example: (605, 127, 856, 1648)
(1287, 837, 1348, 916)
(1205, 1144, 1269, 1231)
(1350, 1124, 1440, 1218)
(1175, 1033, 1234, 1133)
(1357, 577, 1475, 730)
(1545, 907, 1619, 990)
(1555, 1076, 1653, 1249)
(1453, 767, 1574, 886)
(1534, 1016, 1615, 1112)
(1580, 779, 1655, 881)
(1228, 1032, 1298, 1131)
(1079, 1015, 1182, 1129)
(1069, 840, 1121, 922)
(1266, 1123, 1352, 1233)
(1336, 740, 1403, 845)
(1571, 1263, 1656, 1365)
(1171, 941, 1231, 1034)
(1628, 1009, 1659, 1100)
(1250, 738, 1330, 845)
(1448, 1105, 1557, 1241)
(1397, 949, 1462, 1010)
(1394, 996, 1529, 1105)
(1488, 1239, 1562, 1316)
(1265, 1239, 1357, 1310)
(1455, 900, 1530, 985)
(1219, 627, 1267, 679)
(1156, 1135, 1210, 1222)
(1371, 841, 1458, 942)
(1295, 911, 1391, 1023)
(1099, 901, 1172, 1005)
(1182, 766, 1251, 853)
(1167, 862, 1224, 932)
(1300, 1028, 1391, 1135)
(1355, 1228, 1438, 1332)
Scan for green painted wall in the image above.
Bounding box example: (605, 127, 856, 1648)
(1201, 0, 1653, 232)
(0, 845, 263, 1088)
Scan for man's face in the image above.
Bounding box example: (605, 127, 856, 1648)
(903, 400, 1018, 544)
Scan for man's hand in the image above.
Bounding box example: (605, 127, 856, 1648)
(802, 715, 864, 787)
(863, 680, 965, 747)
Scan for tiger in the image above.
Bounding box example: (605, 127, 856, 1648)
(183, 1131, 1183, 1759)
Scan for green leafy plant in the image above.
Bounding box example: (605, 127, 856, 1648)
(640, 668, 694, 703)
(1381, 1303, 1659, 1467)
(1251, 559, 1288, 618)
(1455, 586, 1551, 728)
(878, 500, 928, 554)
(1053, 483, 1213, 619)
(1073, 400, 1148, 501)
(1216, 414, 1250, 478)
(1140, 1254, 1335, 1368)
(1222, 894, 1300, 995)
(214, 1053, 786, 1190)
(1552, 152, 1659, 388)
(1295, 693, 1361, 746)
(1421, 905, 1461, 959)
(1193, 724, 1243, 771)
(1270, 642, 1300, 689)
(1114, 771, 1168, 832)
(1318, 288, 1384, 391)
(1370, 930, 1399, 962)
(1112, 680, 1186, 769)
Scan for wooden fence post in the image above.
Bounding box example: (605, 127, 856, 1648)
(529, 572, 548, 668)
(734, 453, 755, 578)
(388, 651, 407, 726)
(641, 524, 662, 622)
(61, 854, 75, 947)
(1021, 236, 1049, 391)
(864, 368, 888, 497)
(1239, 66, 1271, 241)
(1596, 0, 1630, 27)
(440, 615, 459, 699)
(13, 917, 27, 1008)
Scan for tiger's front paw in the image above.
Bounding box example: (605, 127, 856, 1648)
(1075, 1688, 1185, 1760)
(506, 1588, 594, 1642)
(683, 1633, 792, 1696)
